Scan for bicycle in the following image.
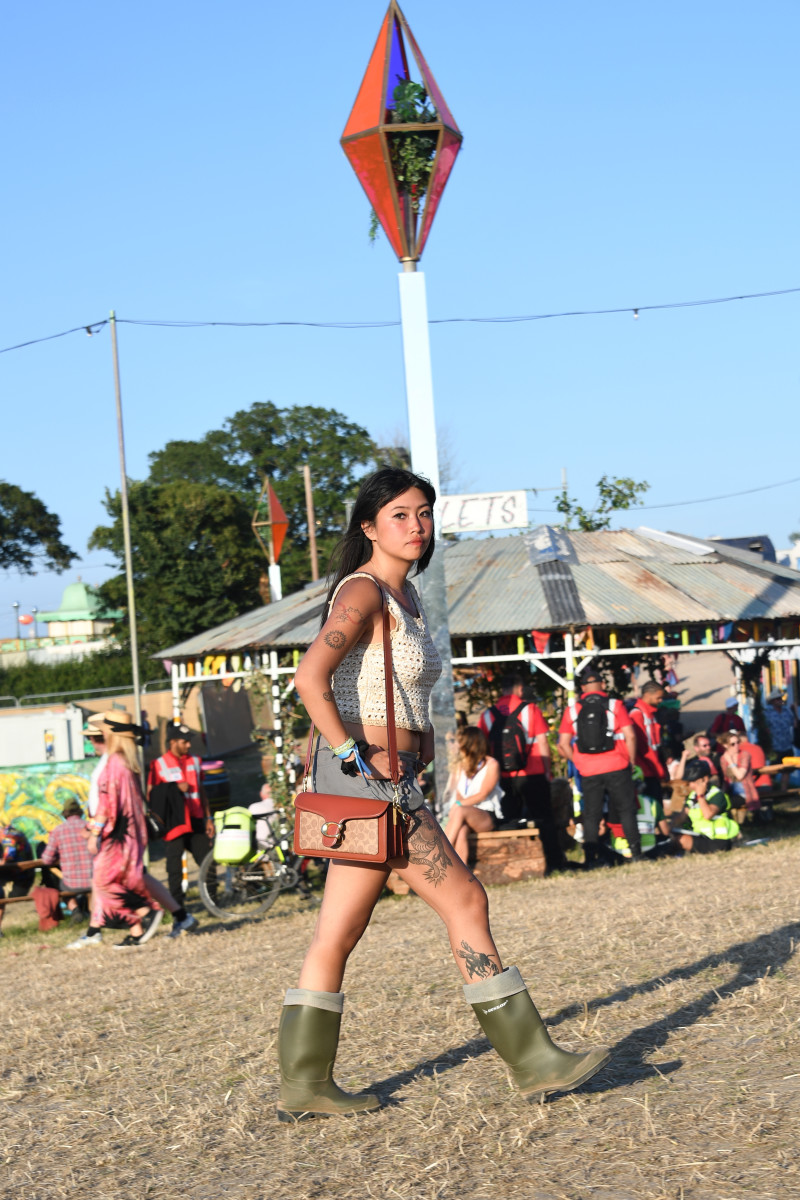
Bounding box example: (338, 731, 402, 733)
(197, 815, 323, 921)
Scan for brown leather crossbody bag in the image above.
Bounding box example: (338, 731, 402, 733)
(293, 579, 409, 863)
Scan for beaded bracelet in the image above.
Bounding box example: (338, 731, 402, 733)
(330, 736, 356, 759)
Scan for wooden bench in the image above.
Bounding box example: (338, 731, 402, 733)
(385, 826, 545, 895)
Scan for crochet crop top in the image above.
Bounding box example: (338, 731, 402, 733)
(330, 572, 442, 732)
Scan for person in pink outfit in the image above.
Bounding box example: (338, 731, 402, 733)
(81, 715, 163, 950)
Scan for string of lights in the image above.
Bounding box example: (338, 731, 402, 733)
(1, 284, 798, 356)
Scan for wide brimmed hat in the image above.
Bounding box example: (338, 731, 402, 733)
(767, 687, 785, 702)
(91, 711, 140, 740)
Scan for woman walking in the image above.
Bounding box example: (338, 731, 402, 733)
(82, 716, 163, 949)
(280, 467, 609, 1122)
(443, 726, 504, 864)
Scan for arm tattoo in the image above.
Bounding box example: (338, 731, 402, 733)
(457, 940, 501, 980)
(333, 603, 365, 626)
(322, 690, 335, 702)
(324, 630, 346, 649)
(406, 808, 452, 886)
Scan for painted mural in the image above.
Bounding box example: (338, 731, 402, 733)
(0, 760, 94, 849)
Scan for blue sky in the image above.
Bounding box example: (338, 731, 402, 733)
(2, 0, 798, 639)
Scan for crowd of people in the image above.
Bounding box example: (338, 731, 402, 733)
(439, 668, 797, 871)
(0, 714, 204, 946)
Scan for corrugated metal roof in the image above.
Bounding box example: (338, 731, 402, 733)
(155, 525, 800, 658)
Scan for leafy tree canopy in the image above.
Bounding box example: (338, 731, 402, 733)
(0, 481, 76, 573)
(91, 403, 379, 652)
(555, 475, 650, 532)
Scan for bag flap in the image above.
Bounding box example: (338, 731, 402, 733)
(294, 791, 391, 822)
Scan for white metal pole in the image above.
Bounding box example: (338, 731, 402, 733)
(398, 266, 456, 809)
(171, 663, 181, 720)
(270, 650, 283, 775)
(564, 632, 576, 698)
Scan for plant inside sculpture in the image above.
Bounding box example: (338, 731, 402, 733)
(369, 79, 439, 243)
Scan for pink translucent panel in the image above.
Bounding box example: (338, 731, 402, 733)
(417, 129, 461, 256)
(342, 10, 391, 139)
(342, 133, 404, 259)
(403, 23, 460, 134)
(385, 17, 409, 111)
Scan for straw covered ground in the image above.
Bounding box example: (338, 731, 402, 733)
(3, 838, 800, 1200)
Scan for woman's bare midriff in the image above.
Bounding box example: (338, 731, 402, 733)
(342, 720, 422, 756)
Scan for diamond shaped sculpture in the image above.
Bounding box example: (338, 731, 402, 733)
(341, 1, 463, 262)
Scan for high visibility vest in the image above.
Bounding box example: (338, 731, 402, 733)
(686, 786, 740, 840)
(635, 704, 660, 752)
(612, 794, 657, 857)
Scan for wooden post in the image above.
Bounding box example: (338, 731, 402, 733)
(302, 465, 319, 581)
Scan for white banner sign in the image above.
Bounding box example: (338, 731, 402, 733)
(439, 490, 528, 535)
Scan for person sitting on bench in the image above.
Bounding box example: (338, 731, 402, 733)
(40, 798, 94, 921)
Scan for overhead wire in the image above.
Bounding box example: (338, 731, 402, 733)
(526, 473, 800, 515)
(1, 284, 799, 355)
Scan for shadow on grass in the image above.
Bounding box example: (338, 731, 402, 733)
(551, 919, 800, 1093)
(375, 920, 800, 1101)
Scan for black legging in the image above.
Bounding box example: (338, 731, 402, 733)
(164, 819, 214, 907)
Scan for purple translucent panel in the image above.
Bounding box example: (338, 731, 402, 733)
(385, 17, 409, 110)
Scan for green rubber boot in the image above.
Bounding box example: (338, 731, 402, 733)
(465, 967, 610, 1100)
(277, 988, 381, 1123)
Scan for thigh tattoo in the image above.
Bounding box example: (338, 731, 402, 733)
(406, 808, 453, 886)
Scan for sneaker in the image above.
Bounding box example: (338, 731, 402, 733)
(113, 933, 145, 950)
(66, 931, 103, 950)
(168, 913, 199, 939)
(137, 908, 164, 945)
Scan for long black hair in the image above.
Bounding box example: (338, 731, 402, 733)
(322, 466, 436, 623)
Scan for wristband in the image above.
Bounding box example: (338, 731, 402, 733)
(454, 800, 462, 807)
(341, 740, 371, 778)
(331, 737, 356, 759)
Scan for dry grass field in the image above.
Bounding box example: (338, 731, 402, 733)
(3, 837, 800, 1200)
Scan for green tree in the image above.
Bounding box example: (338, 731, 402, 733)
(91, 403, 379, 652)
(556, 475, 650, 531)
(90, 480, 275, 652)
(0, 481, 76, 572)
(147, 402, 379, 596)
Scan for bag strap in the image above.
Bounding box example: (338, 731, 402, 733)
(301, 573, 399, 787)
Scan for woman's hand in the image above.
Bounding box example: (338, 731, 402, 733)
(363, 745, 391, 779)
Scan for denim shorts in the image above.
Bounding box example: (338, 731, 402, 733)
(310, 738, 426, 815)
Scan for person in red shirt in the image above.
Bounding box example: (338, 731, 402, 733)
(708, 698, 747, 751)
(557, 669, 640, 865)
(629, 681, 667, 802)
(148, 722, 215, 907)
(478, 675, 564, 872)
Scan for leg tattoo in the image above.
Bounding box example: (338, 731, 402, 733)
(457, 939, 501, 979)
(407, 809, 452, 887)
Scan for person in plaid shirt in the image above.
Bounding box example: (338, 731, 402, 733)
(41, 798, 94, 919)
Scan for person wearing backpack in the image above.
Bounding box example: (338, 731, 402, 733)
(478, 675, 564, 873)
(557, 669, 641, 866)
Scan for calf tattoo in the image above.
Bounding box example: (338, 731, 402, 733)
(407, 809, 452, 886)
(457, 939, 500, 979)
(324, 630, 346, 649)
